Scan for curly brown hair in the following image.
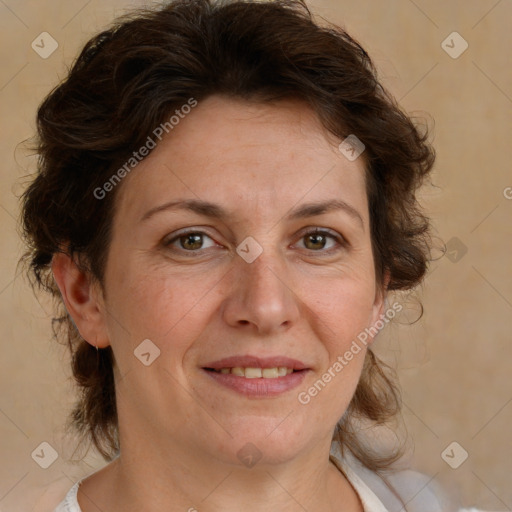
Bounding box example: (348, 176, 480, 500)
(20, 0, 435, 483)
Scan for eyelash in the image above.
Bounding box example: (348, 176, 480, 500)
(162, 228, 347, 256)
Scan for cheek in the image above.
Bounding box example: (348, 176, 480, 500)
(104, 258, 221, 361)
(302, 275, 375, 409)
(309, 275, 376, 347)
(300, 288, 370, 424)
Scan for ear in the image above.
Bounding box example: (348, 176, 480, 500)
(367, 269, 391, 347)
(51, 252, 110, 348)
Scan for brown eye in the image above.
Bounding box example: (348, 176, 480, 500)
(179, 233, 203, 250)
(164, 230, 217, 253)
(304, 232, 329, 250)
(297, 229, 345, 253)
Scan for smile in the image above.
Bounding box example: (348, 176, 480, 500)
(202, 367, 309, 397)
(209, 367, 295, 378)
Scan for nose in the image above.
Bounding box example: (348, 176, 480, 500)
(221, 249, 301, 336)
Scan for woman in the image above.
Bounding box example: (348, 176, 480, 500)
(20, 0, 463, 510)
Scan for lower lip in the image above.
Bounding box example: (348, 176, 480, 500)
(203, 369, 309, 397)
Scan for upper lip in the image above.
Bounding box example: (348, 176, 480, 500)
(203, 355, 309, 371)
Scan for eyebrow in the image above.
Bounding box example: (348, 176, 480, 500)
(140, 198, 364, 228)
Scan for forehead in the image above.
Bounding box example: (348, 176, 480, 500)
(115, 95, 369, 225)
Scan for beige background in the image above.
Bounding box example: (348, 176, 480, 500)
(1, 0, 511, 510)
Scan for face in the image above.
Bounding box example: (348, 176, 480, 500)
(96, 95, 386, 467)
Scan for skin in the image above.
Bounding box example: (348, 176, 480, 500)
(52, 95, 389, 512)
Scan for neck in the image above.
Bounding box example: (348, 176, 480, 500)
(82, 437, 363, 512)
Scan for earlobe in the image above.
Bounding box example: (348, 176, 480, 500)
(51, 252, 110, 348)
(377, 269, 391, 316)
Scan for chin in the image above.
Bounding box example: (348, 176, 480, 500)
(212, 417, 313, 468)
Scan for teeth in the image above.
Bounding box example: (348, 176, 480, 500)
(214, 366, 295, 378)
(245, 367, 262, 378)
(231, 367, 245, 377)
(262, 368, 278, 378)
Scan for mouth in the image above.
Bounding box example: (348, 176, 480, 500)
(201, 355, 310, 397)
(204, 366, 298, 378)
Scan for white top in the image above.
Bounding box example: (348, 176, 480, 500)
(52, 455, 483, 512)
